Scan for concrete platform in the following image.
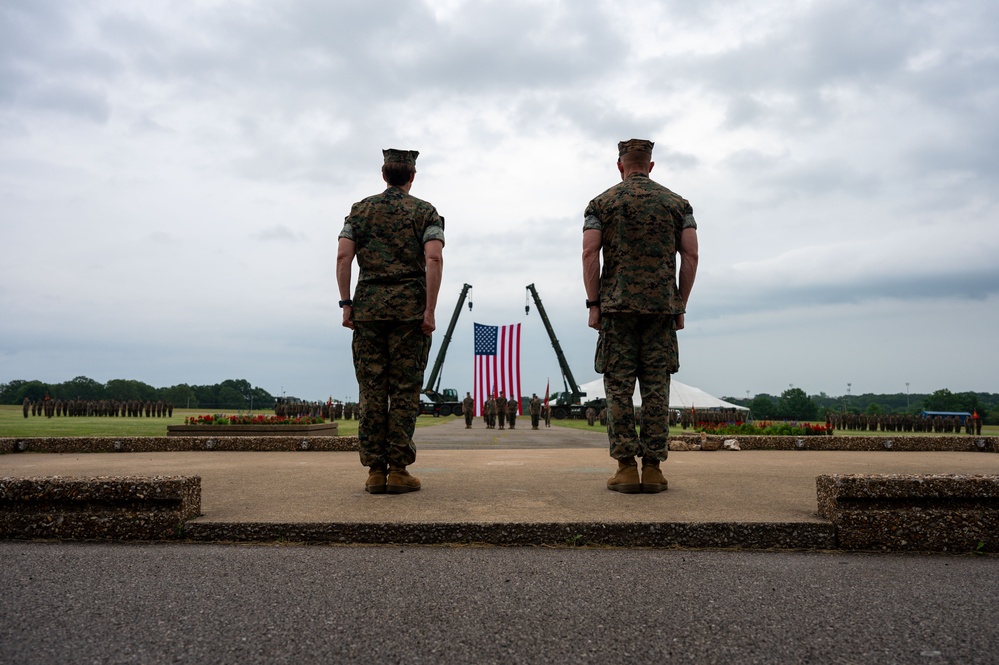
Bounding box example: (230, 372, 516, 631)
(2, 419, 998, 549)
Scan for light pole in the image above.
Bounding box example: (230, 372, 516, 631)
(906, 382, 910, 410)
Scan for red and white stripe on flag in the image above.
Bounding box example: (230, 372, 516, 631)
(473, 322, 522, 417)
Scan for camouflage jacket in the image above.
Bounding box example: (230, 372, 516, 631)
(340, 187, 445, 321)
(583, 173, 696, 314)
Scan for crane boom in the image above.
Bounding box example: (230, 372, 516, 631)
(422, 283, 472, 402)
(525, 283, 583, 405)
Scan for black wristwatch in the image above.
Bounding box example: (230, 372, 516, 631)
(338, 299, 353, 308)
(586, 299, 600, 308)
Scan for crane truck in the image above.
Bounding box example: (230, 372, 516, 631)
(525, 283, 605, 420)
(419, 283, 472, 416)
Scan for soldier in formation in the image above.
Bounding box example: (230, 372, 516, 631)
(496, 391, 507, 430)
(484, 395, 497, 429)
(463, 392, 474, 429)
(506, 397, 518, 429)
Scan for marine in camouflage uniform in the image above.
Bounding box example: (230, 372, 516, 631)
(462, 392, 474, 429)
(582, 139, 699, 494)
(529, 394, 541, 429)
(496, 391, 507, 430)
(485, 395, 497, 429)
(506, 397, 518, 429)
(337, 148, 445, 495)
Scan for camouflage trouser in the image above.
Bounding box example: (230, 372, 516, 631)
(464, 409, 473, 427)
(352, 320, 431, 469)
(598, 313, 679, 462)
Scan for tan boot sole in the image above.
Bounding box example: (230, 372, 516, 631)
(365, 483, 386, 494)
(641, 481, 668, 493)
(386, 483, 420, 494)
(607, 482, 642, 494)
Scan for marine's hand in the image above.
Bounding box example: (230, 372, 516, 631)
(422, 310, 436, 335)
(675, 313, 685, 331)
(342, 306, 354, 330)
(588, 306, 600, 330)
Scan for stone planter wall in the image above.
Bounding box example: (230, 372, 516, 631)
(673, 434, 997, 453)
(817, 473, 999, 552)
(0, 475, 201, 540)
(1, 436, 359, 454)
(167, 422, 338, 437)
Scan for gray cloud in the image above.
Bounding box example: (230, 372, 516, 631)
(2, 0, 997, 399)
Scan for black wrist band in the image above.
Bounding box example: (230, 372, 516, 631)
(339, 299, 353, 308)
(586, 299, 599, 308)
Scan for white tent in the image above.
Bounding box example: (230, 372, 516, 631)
(579, 378, 749, 411)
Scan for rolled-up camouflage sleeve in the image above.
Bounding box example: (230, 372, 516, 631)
(338, 219, 354, 241)
(681, 197, 697, 230)
(583, 199, 603, 232)
(422, 212, 445, 246)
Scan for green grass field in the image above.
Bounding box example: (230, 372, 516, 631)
(510, 416, 998, 437)
(1, 405, 993, 438)
(0, 405, 468, 438)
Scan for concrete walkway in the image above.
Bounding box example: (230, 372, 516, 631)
(3, 419, 998, 547)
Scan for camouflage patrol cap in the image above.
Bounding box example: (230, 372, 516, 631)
(383, 148, 419, 166)
(617, 139, 654, 158)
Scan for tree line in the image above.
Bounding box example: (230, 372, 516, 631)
(723, 388, 999, 425)
(0, 376, 275, 411)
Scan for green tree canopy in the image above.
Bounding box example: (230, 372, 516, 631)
(777, 388, 817, 421)
(749, 394, 777, 419)
(924, 389, 981, 413)
(60, 375, 104, 400)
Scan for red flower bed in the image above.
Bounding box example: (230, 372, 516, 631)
(183, 414, 325, 426)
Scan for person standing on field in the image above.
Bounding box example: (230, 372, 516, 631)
(337, 148, 445, 495)
(462, 391, 474, 429)
(506, 397, 518, 429)
(496, 391, 507, 430)
(582, 139, 699, 494)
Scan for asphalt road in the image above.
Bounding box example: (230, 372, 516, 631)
(2, 542, 997, 664)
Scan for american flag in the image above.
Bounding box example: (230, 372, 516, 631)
(473, 322, 521, 417)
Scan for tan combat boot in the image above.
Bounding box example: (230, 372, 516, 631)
(386, 466, 422, 494)
(641, 459, 668, 493)
(365, 464, 387, 494)
(607, 458, 641, 493)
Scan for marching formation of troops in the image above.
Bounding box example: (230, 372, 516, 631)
(275, 400, 361, 420)
(480, 392, 519, 430)
(678, 408, 744, 429)
(22, 397, 173, 418)
(826, 411, 983, 435)
(459, 392, 551, 430)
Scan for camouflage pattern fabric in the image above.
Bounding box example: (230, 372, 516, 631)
(601, 313, 678, 462)
(506, 399, 518, 429)
(339, 187, 445, 322)
(462, 394, 474, 426)
(583, 173, 696, 314)
(352, 320, 431, 468)
(496, 394, 507, 428)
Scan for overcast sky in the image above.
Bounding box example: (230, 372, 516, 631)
(2, 0, 997, 404)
